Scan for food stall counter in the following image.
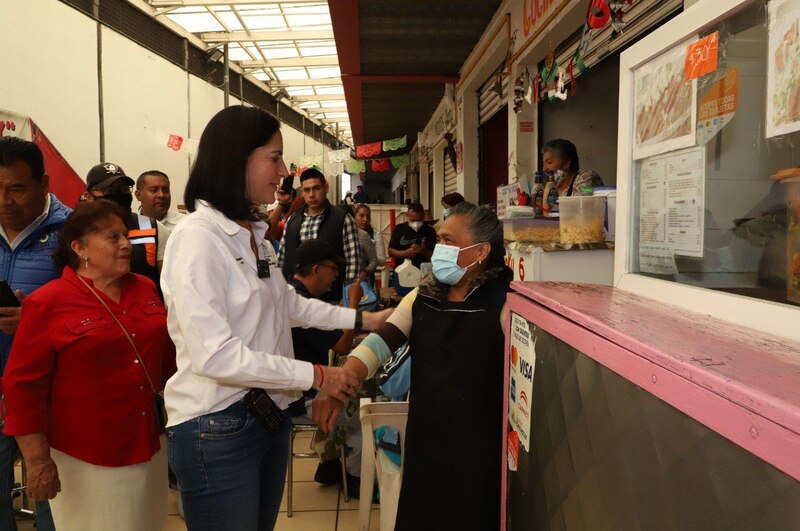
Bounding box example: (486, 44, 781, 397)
(502, 281, 800, 530)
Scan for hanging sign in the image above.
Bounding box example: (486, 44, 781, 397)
(685, 31, 719, 81)
(697, 66, 739, 145)
(522, 0, 562, 37)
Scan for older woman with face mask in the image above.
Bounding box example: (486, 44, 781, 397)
(2, 200, 176, 531)
(314, 201, 513, 530)
(542, 139, 604, 196)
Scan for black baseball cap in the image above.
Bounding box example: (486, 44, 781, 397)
(295, 240, 346, 269)
(86, 163, 135, 191)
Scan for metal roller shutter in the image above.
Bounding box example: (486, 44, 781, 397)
(554, 0, 683, 78)
(443, 139, 458, 194)
(478, 73, 509, 125)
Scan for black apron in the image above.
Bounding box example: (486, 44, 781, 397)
(395, 276, 509, 531)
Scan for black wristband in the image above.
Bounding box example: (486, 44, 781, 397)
(354, 309, 363, 329)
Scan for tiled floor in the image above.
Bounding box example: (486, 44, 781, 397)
(15, 431, 381, 530)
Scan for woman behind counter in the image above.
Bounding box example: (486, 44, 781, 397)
(2, 200, 176, 531)
(314, 201, 512, 530)
(542, 138, 604, 196)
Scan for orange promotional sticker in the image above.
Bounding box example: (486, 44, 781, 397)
(508, 430, 520, 472)
(697, 66, 739, 144)
(685, 31, 719, 81)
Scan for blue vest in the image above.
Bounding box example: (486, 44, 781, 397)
(0, 194, 71, 374)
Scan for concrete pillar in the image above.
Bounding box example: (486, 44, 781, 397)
(458, 90, 480, 203)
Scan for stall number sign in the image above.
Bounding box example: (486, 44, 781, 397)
(505, 251, 528, 281)
(685, 32, 719, 81)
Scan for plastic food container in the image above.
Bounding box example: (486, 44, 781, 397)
(558, 196, 606, 244)
(774, 169, 800, 303)
(506, 206, 536, 219)
(503, 218, 561, 242)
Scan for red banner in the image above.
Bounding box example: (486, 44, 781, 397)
(31, 122, 86, 208)
(356, 141, 382, 158)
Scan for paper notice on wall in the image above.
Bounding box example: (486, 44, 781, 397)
(639, 147, 706, 271)
(665, 147, 705, 256)
(640, 243, 678, 275)
(509, 313, 535, 452)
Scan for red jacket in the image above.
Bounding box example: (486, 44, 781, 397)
(2, 267, 176, 467)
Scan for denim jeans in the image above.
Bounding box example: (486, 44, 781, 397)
(167, 401, 291, 531)
(0, 431, 55, 531)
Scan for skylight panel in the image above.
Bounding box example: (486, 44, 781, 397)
(272, 67, 309, 80)
(242, 15, 287, 31)
(307, 66, 341, 78)
(314, 86, 344, 95)
(166, 13, 225, 33)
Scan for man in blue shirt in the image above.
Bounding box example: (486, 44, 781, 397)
(0, 137, 70, 531)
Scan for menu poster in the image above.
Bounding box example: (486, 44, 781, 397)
(639, 147, 706, 273)
(766, 0, 800, 138)
(634, 39, 698, 160)
(509, 313, 535, 452)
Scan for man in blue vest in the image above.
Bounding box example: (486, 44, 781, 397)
(0, 136, 67, 531)
(278, 168, 361, 303)
(82, 163, 170, 298)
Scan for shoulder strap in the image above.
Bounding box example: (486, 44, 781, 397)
(74, 274, 158, 394)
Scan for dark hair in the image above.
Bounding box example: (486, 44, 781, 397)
(449, 202, 505, 269)
(299, 167, 325, 185)
(55, 200, 131, 270)
(0, 137, 45, 182)
(441, 192, 465, 208)
(542, 139, 580, 172)
(355, 204, 371, 216)
(137, 170, 169, 190)
(407, 202, 424, 215)
(184, 105, 281, 219)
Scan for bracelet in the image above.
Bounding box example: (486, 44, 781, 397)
(354, 309, 363, 330)
(314, 364, 324, 388)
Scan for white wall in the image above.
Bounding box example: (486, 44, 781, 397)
(0, 0, 100, 177)
(0, 0, 327, 210)
(102, 27, 190, 209)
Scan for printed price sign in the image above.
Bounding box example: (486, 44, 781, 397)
(685, 32, 719, 81)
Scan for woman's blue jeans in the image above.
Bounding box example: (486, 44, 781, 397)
(167, 401, 291, 531)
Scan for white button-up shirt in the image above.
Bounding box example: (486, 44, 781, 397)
(161, 201, 356, 427)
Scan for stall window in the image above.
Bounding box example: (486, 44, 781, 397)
(631, 0, 800, 307)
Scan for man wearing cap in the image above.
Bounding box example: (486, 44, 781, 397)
(289, 240, 363, 370)
(83, 163, 170, 297)
(287, 240, 365, 495)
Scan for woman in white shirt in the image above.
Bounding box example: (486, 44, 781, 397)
(161, 105, 391, 531)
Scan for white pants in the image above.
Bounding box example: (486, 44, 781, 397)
(49, 437, 168, 531)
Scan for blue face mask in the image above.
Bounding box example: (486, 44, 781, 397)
(442, 208, 451, 220)
(431, 242, 483, 285)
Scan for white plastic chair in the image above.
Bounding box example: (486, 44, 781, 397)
(359, 398, 409, 531)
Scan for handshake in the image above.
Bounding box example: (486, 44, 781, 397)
(309, 306, 393, 432)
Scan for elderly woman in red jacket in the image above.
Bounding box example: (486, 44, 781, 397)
(1, 200, 175, 531)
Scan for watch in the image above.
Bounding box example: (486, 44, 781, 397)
(354, 309, 363, 329)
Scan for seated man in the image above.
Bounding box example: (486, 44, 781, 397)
(288, 240, 365, 493)
(289, 239, 361, 370)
